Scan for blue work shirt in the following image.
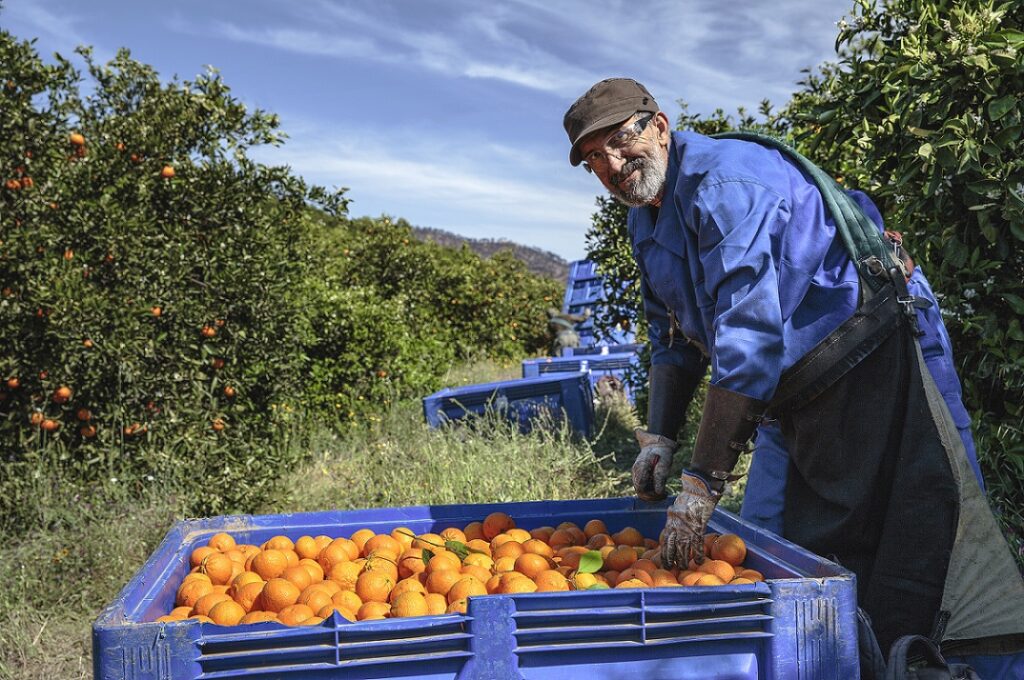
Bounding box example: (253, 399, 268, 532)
(630, 131, 859, 400)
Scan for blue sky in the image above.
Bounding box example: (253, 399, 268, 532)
(3, 0, 853, 261)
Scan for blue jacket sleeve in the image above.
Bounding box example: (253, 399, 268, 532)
(641, 276, 707, 376)
(692, 179, 789, 401)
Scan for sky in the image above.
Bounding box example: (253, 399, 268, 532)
(2, 0, 854, 262)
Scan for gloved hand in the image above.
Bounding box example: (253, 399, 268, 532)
(661, 471, 721, 569)
(632, 429, 678, 501)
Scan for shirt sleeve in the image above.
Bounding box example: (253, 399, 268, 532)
(692, 179, 789, 401)
(641, 275, 707, 376)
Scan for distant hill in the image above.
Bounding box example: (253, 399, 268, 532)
(411, 226, 570, 282)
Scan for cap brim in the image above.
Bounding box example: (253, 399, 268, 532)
(568, 108, 638, 166)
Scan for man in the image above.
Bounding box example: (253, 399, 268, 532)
(546, 306, 591, 356)
(563, 78, 1024, 664)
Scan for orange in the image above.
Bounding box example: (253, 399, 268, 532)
(651, 570, 679, 587)
(263, 535, 295, 552)
(313, 535, 333, 552)
(294, 536, 319, 560)
(277, 603, 314, 626)
(193, 592, 232, 617)
(200, 553, 235, 586)
(462, 552, 494, 571)
(182, 572, 211, 586)
(176, 579, 213, 608)
(317, 542, 351, 573)
(362, 554, 399, 582)
(252, 550, 289, 580)
(297, 586, 333, 613)
(534, 570, 569, 592)
(587, 533, 615, 549)
(493, 556, 517, 573)
(602, 570, 620, 584)
(208, 600, 246, 626)
(389, 576, 427, 602)
(189, 614, 215, 623)
(299, 558, 324, 583)
(328, 561, 362, 591)
(398, 548, 428, 579)
(223, 549, 246, 566)
(548, 529, 575, 548)
(282, 566, 312, 592)
(391, 591, 429, 618)
(439, 527, 467, 544)
(679, 571, 704, 586)
(349, 528, 375, 552)
(710, 534, 747, 567)
(259, 578, 301, 613)
(521, 539, 554, 559)
(616, 568, 654, 587)
(318, 604, 356, 621)
(616, 578, 649, 589)
(390, 527, 416, 548)
(355, 571, 394, 603)
(573, 572, 598, 590)
(413, 532, 444, 550)
(697, 559, 735, 583)
(208, 532, 237, 552)
(482, 512, 515, 540)
(489, 533, 516, 551)
(363, 534, 403, 559)
(514, 553, 550, 580)
(695, 574, 725, 586)
(461, 564, 491, 584)
(737, 568, 764, 582)
(605, 546, 638, 572)
(632, 559, 658, 574)
(169, 606, 192, 619)
(529, 526, 555, 543)
(426, 550, 462, 573)
(318, 579, 342, 596)
(446, 577, 485, 602)
(357, 601, 390, 620)
(492, 541, 525, 561)
(425, 569, 462, 596)
(332, 589, 363, 612)
(506, 528, 532, 543)
(300, 616, 325, 626)
(463, 522, 486, 541)
(233, 581, 266, 612)
(730, 577, 755, 585)
(239, 611, 277, 624)
(612, 527, 644, 547)
(497, 575, 538, 594)
(446, 598, 470, 615)
(466, 539, 491, 555)
(424, 592, 448, 615)
(160, 165, 175, 178)
(69, 132, 85, 146)
(584, 519, 608, 538)
(282, 550, 300, 568)
(190, 546, 217, 569)
(485, 574, 503, 594)
(703, 533, 720, 556)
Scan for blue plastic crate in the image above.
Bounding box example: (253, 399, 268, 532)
(94, 497, 859, 680)
(421, 373, 594, 437)
(562, 342, 645, 357)
(522, 352, 641, 403)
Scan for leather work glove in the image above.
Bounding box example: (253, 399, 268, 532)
(661, 471, 721, 569)
(632, 429, 678, 502)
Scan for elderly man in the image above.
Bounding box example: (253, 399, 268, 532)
(563, 77, 1024, 665)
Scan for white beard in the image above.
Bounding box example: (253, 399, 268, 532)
(609, 143, 667, 207)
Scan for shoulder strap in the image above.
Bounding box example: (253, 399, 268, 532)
(711, 131, 899, 295)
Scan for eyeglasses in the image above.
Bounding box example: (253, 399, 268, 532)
(582, 114, 654, 174)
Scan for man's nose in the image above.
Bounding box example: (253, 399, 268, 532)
(606, 152, 627, 177)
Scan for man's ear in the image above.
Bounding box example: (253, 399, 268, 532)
(654, 111, 672, 145)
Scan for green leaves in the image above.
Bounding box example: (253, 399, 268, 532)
(577, 550, 603, 574)
(988, 95, 1016, 122)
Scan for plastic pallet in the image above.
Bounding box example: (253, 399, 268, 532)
(421, 373, 594, 437)
(94, 497, 859, 680)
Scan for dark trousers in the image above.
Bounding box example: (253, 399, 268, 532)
(776, 290, 959, 651)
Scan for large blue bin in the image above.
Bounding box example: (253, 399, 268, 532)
(562, 342, 645, 357)
(94, 497, 859, 680)
(522, 352, 640, 403)
(422, 373, 594, 438)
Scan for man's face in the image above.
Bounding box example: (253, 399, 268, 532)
(578, 112, 669, 207)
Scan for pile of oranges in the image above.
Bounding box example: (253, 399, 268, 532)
(155, 512, 765, 626)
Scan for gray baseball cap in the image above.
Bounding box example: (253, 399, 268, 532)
(563, 78, 659, 166)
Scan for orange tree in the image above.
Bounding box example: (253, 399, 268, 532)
(0, 35, 347, 525)
(297, 214, 559, 419)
